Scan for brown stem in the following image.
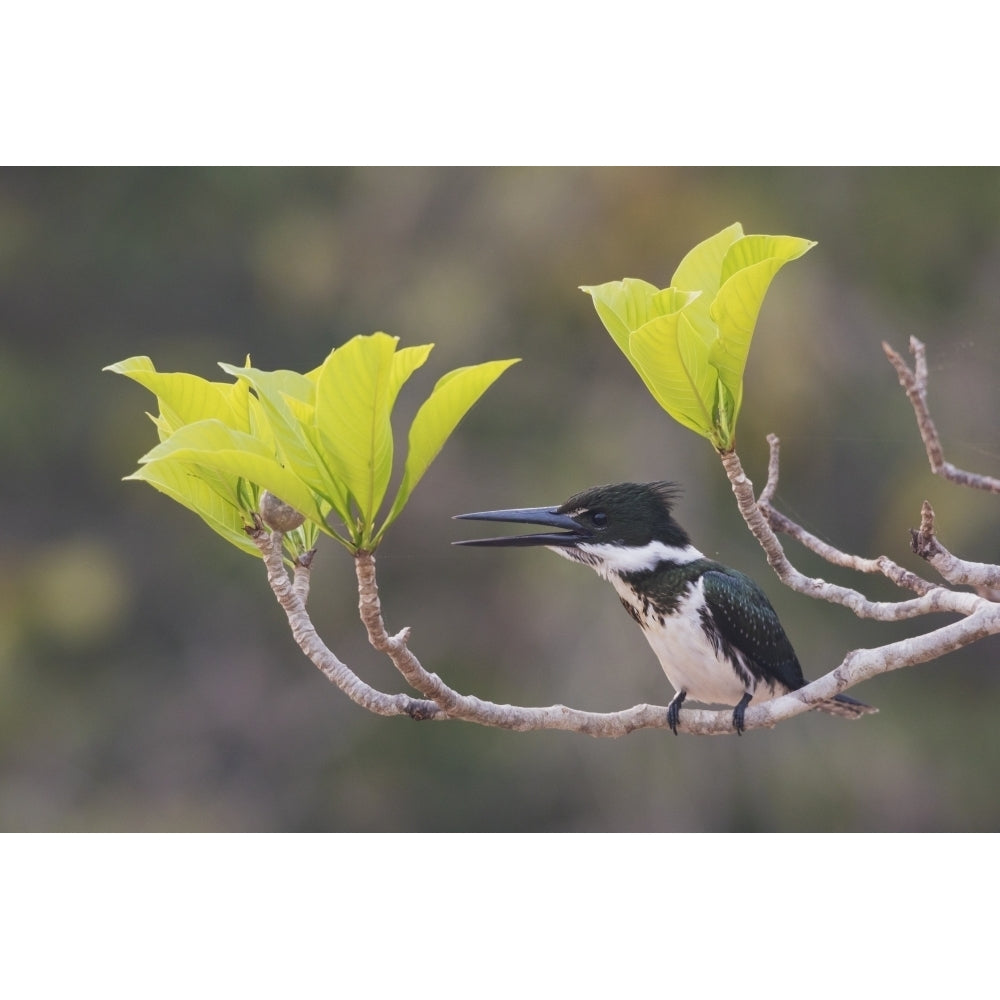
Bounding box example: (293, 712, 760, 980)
(883, 337, 1000, 494)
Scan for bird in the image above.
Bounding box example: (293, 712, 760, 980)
(453, 481, 876, 735)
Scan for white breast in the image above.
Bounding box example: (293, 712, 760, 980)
(609, 575, 776, 708)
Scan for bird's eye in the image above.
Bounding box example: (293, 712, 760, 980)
(590, 511, 608, 528)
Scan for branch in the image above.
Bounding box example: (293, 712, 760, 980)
(252, 336, 1000, 739)
(719, 447, 976, 620)
(910, 499, 1000, 592)
(883, 337, 1000, 591)
(706, 339, 1000, 732)
(883, 336, 1000, 493)
(761, 435, 936, 597)
(249, 520, 442, 721)
(352, 548, 790, 735)
(291, 545, 316, 604)
(739, 599, 1000, 726)
(259, 529, 1000, 735)
(251, 522, 875, 736)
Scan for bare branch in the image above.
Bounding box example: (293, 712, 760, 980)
(740, 600, 1000, 726)
(291, 547, 315, 605)
(881, 338, 1000, 592)
(248, 525, 888, 736)
(249, 523, 443, 721)
(259, 532, 1000, 736)
(253, 446, 1000, 737)
(720, 447, 974, 620)
(249, 336, 1000, 739)
(760, 434, 935, 596)
(910, 499, 1000, 590)
(883, 337, 1000, 493)
(352, 549, 764, 735)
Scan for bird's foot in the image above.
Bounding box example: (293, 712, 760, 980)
(666, 691, 687, 735)
(732, 692, 753, 736)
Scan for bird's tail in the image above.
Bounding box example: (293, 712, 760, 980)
(815, 693, 878, 720)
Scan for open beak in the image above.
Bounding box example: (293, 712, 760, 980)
(452, 505, 585, 547)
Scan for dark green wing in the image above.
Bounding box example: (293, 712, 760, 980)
(701, 567, 807, 693)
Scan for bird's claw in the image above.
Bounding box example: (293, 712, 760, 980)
(666, 691, 687, 735)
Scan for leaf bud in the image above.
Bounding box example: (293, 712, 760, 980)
(259, 490, 305, 532)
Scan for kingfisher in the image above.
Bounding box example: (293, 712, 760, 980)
(454, 481, 876, 735)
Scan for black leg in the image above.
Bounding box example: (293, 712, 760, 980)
(732, 692, 753, 735)
(666, 691, 687, 735)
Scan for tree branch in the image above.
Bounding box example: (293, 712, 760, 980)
(291, 546, 316, 605)
(250, 523, 879, 736)
(251, 337, 1000, 738)
(707, 340, 1000, 725)
(910, 499, 1000, 592)
(883, 336, 1000, 493)
(719, 446, 975, 620)
(351, 549, 793, 735)
(257, 530, 1000, 736)
(249, 521, 443, 721)
(761, 436, 936, 596)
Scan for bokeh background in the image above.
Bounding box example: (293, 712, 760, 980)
(3, 166, 999, 832)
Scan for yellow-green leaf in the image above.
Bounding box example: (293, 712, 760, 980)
(585, 224, 814, 452)
(125, 459, 261, 556)
(709, 235, 816, 416)
(669, 223, 744, 348)
(718, 234, 815, 285)
(314, 333, 399, 525)
(103, 356, 248, 437)
(389, 343, 434, 401)
(377, 358, 520, 541)
(580, 280, 701, 404)
(110, 338, 521, 554)
(629, 313, 717, 439)
(219, 362, 349, 519)
(580, 278, 665, 351)
(138, 419, 329, 529)
(670, 223, 744, 301)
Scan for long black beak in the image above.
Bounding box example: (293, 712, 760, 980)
(452, 505, 585, 547)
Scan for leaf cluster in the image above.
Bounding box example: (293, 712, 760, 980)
(105, 334, 518, 556)
(582, 223, 814, 452)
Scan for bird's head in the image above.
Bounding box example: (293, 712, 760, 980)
(454, 481, 697, 574)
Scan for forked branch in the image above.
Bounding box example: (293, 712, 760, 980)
(883, 336, 1000, 493)
(910, 500, 1000, 591)
(252, 338, 1000, 737)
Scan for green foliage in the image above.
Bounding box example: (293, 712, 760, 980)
(582, 223, 815, 452)
(105, 335, 518, 555)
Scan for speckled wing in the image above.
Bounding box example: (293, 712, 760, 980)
(700, 567, 807, 694)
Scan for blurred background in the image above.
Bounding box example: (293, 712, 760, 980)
(2, 166, 999, 832)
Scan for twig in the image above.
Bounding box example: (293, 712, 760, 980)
(352, 549, 782, 735)
(883, 337, 1000, 494)
(251, 525, 885, 736)
(883, 338, 1000, 589)
(263, 534, 1000, 735)
(252, 338, 1000, 738)
(910, 500, 1000, 590)
(249, 521, 443, 721)
(291, 547, 316, 605)
(760, 435, 935, 596)
(719, 447, 976, 620)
